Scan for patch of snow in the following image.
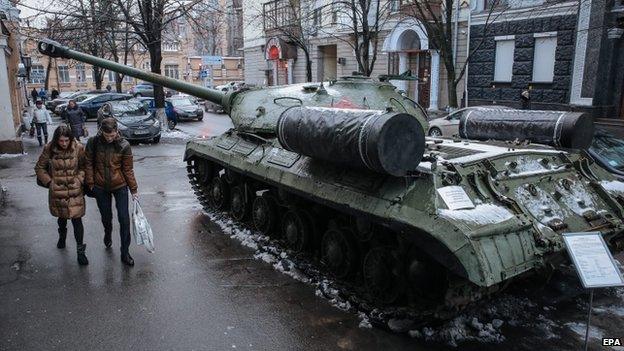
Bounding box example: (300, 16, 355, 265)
(161, 129, 192, 140)
(439, 204, 514, 225)
(516, 185, 566, 224)
(594, 305, 624, 317)
(0, 153, 26, 159)
(556, 181, 596, 217)
(420, 315, 505, 347)
(601, 180, 624, 195)
(358, 312, 372, 329)
(565, 322, 604, 340)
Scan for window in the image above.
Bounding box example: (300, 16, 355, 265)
(532, 34, 557, 83)
(58, 65, 70, 83)
(313, 8, 322, 26)
(388, 52, 399, 75)
(163, 42, 179, 52)
(263, 0, 297, 30)
(29, 64, 45, 84)
(142, 62, 151, 71)
(76, 64, 86, 83)
(494, 38, 515, 82)
(108, 70, 117, 82)
(164, 64, 179, 79)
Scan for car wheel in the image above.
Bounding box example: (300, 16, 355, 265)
(197, 116, 203, 121)
(152, 135, 161, 144)
(428, 127, 442, 137)
(167, 120, 176, 130)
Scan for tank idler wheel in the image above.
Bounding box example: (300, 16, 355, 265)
(208, 176, 229, 210)
(321, 228, 359, 279)
(230, 185, 250, 221)
(281, 210, 311, 252)
(354, 217, 375, 242)
(224, 169, 241, 185)
(252, 195, 278, 235)
(363, 247, 403, 304)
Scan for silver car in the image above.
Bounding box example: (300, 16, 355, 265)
(427, 106, 512, 138)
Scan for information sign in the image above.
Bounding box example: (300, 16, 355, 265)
(201, 56, 223, 65)
(563, 232, 624, 288)
(436, 186, 475, 210)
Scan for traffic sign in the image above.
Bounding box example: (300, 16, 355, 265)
(201, 56, 222, 65)
(200, 70, 209, 78)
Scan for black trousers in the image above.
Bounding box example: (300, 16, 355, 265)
(35, 123, 48, 145)
(57, 218, 84, 245)
(93, 186, 131, 255)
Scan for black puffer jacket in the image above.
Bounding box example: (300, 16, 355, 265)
(62, 106, 86, 138)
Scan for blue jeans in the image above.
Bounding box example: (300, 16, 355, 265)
(93, 186, 131, 255)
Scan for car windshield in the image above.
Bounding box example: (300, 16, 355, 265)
(75, 94, 93, 102)
(591, 134, 624, 171)
(113, 103, 149, 117)
(170, 98, 194, 107)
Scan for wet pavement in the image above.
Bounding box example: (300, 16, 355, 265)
(1, 113, 623, 350)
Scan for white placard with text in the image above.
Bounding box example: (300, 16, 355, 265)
(563, 232, 624, 288)
(437, 186, 475, 210)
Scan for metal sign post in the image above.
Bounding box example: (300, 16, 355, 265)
(562, 232, 624, 351)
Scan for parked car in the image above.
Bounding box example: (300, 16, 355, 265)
(128, 83, 154, 97)
(56, 93, 98, 117)
(97, 100, 161, 143)
(136, 97, 176, 129)
(46, 91, 85, 112)
(168, 96, 204, 121)
(204, 82, 248, 113)
(427, 106, 513, 137)
(75, 93, 132, 119)
(588, 131, 624, 181)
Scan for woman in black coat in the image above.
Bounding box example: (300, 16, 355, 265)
(62, 100, 87, 141)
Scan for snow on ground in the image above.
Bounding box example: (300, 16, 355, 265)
(0, 153, 27, 159)
(601, 180, 624, 194)
(161, 129, 192, 140)
(564, 322, 605, 340)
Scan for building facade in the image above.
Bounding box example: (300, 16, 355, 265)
(242, 0, 462, 111)
(467, 0, 624, 123)
(0, 0, 25, 153)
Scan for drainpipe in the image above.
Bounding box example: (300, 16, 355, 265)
(453, 0, 461, 64)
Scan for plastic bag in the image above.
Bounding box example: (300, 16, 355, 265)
(132, 199, 154, 252)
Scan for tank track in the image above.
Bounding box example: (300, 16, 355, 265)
(186, 157, 497, 326)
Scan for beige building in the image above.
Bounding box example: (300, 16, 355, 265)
(242, 0, 468, 111)
(22, 11, 245, 95)
(1, 0, 26, 153)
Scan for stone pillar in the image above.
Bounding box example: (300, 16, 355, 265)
(272, 60, 278, 86)
(0, 35, 18, 152)
(429, 50, 440, 111)
(397, 52, 409, 92)
(287, 59, 294, 84)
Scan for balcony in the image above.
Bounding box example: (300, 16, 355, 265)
(263, 0, 299, 32)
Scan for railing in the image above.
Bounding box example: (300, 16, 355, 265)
(263, 0, 298, 31)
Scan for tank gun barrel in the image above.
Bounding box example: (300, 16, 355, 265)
(37, 39, 228, 109)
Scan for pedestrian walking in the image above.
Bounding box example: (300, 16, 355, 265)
(86, 118, 139, 266)
(31, 88, 39, 104)
(51, 88, 60, 100)
(35, 125, 89, 265)
(62, 100, 87, 141)
(32, 100, 52, 146)
(38, 87, 47, 102)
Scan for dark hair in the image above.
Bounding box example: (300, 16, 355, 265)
(100, 117, 118, 133)
(51, 125, 75, 151)
(68, 99, 77, 108)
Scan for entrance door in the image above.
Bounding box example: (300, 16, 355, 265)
(318, 45, 337, 81)
(418, 52, 431, 108)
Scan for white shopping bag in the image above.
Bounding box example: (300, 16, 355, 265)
(132, 199, 155, 253)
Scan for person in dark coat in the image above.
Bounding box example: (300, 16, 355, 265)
(51, 88, 60, 100)
(38, 87, 47, 102)
(31, 88, 39, 104)
(62, 100, 86, 141)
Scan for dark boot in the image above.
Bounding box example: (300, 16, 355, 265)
(57, 227, 67, 249)
(103, 231, 112, 248)
(37, 137, 43, 146)
(121, 253, 134, 266)
(77, 244, 89, 265)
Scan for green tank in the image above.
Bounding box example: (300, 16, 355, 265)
(39, 39, 624, 309)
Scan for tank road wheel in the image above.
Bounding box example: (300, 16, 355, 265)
(281, 210, 311, 252)
(363, 247, 403, 304)
(230, 185, 250, 221)
(252, 194, 278, 235)
(321, 228, 359, 279)
(196, 159, 213, 184)
(208, 176, 229, 210)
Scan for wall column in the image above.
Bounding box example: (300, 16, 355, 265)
(272, 60, 278, 86)
(429, 50, 440, 111)
(0, 36, 16, 142)
(287, 59, 294, 84)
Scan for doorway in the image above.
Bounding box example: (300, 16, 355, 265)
(317, 45, 337, 81)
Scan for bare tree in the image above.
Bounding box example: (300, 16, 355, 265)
(186, 1, 227, 56)
(405, 0, 507, 108)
